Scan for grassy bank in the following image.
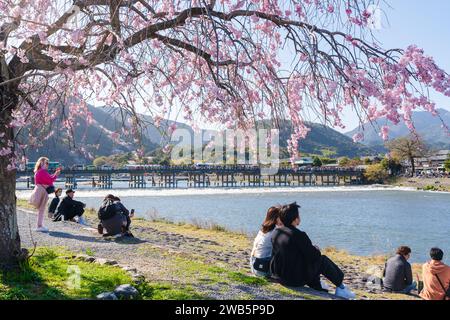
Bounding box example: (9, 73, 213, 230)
(0, 247, 131, 299)
(15, 201, 422, 300)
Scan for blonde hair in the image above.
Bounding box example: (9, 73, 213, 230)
(34, 157, 49, 173)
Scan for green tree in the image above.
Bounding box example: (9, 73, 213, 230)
(364, 164, 389, 183)
(338, 157, 350, 167)
(386, 136, 427, 176)
(320, 158, 337, 165)
(312, 157, 323, 167)
(381, 157, 403, 176)
(444, 158, 450, 173)
(93, 156, 107, 167)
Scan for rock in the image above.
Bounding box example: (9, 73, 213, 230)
(105, 259, 118, 266)
(122, 266, 137, 273)
(96, 258, 118, 266)
(114, 284, 139, 300)
(131, 274, 146, 284)
(76, 254, 96, 263)
(97, 292, 118, 300)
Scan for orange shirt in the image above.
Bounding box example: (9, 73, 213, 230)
(420, 260, 450, 300)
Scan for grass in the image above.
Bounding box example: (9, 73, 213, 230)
(0, 247, 208, 300)
(0, 247, 131, 300)
(15, 200, 422, 300)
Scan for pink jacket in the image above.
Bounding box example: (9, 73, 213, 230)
(34, 168, 57, 186)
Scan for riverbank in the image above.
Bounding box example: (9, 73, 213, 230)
(389, 177, 450, 192)
(13, 202, 422, 300)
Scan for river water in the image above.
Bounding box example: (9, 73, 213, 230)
(16, 185, 450, 263)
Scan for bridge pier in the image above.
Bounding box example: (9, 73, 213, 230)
(129, 174, 146, 189)
(65, 174, 77, 189)
(98, 174, 112, 189)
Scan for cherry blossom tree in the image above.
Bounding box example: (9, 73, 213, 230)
(1, 0, 450, 267)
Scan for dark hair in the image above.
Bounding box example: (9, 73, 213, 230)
(55, 188, 62, 195)
(396, 246, 411, 256)
(261, 206, 280, 234)
(279, 202, 300, 226)
(113, 196, 121, 201)
(104, 194, 115, 201)
(430, 248, 444, 261)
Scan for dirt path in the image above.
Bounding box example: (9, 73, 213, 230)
(17, 208, 419, 300)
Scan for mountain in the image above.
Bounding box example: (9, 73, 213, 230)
(271, 120, 375, 158)
(22, 105, 377, 165)
(22, 105, 160, 165)
(345, 109, 450, 150)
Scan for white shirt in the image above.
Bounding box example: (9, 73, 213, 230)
(251, 230, 274, 258)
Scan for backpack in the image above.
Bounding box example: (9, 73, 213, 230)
(98, 199, 117, 221)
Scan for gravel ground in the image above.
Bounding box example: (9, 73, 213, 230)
(18, 209, 337, 300)
(18, 208, 416, 300)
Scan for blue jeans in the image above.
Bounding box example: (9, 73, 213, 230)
(402, 281, 417, 294)
(250, 256, 271, 277)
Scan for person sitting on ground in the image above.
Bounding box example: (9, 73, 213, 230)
(48, 188, 62, 219)
(420, 248, 450, 300)
(97, 195, 134, 237)
(383, 246, 417, 294)
(53, 189, 87, 225)
(270, 202, 356, 299)
(250, 206, 281, 277)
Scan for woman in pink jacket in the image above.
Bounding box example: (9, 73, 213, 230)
(29, 157, 61, 232)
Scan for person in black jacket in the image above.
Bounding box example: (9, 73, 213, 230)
(53, 189, 87, 224)
(97, 195, 134, 237)
(270, 202, 356, 299)
(113, 196, 134, 232)
(48, 188, 62, 219)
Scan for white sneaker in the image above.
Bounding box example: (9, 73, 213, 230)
(320, 280, 331, 291)
(35, 226, 49, 233)
(335, 285, 356, 300)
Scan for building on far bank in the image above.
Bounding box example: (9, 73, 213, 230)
(294, 157, 314, 167)
(412, 150, 450, 174)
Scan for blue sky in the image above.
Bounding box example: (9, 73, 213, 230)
(338, 0, 450, 132)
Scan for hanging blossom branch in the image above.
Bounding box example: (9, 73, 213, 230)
(1, 0, 449, 168)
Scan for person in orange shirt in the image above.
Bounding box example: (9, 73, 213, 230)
(420, 248, 450, 300)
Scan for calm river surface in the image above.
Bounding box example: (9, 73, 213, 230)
(17, 186, 450, 263)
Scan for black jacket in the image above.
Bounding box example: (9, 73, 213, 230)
(270, 226, 321, 286)
(114, 202, 130, 217)
(48, 196, 60, 214)
(56, 196, 85, 219)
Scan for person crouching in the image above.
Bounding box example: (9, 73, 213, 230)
(97, 194, 134, 237)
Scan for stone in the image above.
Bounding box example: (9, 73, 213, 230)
(104, 259, 118, 266)
(97, 292, 118, 300)
(122, 266, 137, 273)
(131, 274, 146, 284)
(114, 284, 139, 300)
(96, 258, 118, 266)
(76, 254, 96, 263)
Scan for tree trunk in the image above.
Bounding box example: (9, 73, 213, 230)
(0, 88, 23, 270)
(409, 156, 415, 177)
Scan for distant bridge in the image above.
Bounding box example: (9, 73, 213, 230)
(16, 166, 366, 189)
